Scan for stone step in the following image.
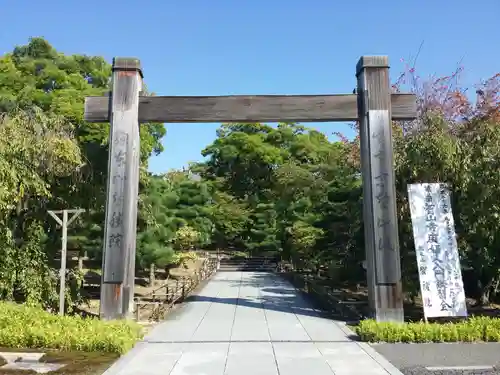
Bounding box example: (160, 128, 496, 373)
(219, 264, 276, 268)
(219, 265, 276, 270)
(220, 257, 272, 261)
(220, 260, 274, 265)
(218, 266, 276, 272)
(218, 255, 277, 273)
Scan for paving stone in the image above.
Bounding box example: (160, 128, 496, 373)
(169, 343, 228, 375)
(225, 342, 278, 375)
(272, 342, 335, 375)
(102, 271, 403, 375)
(0, 352, 66, 374)
(0, 352, 45, 362)
(1, 362, 66, 374)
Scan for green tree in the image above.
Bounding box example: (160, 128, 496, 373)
(173, 226, 200, 251)
(167, 171, 213, 247)
(0, 109, 82, 309)
(208, 189, 250, 250)
(0, 37, 166, 307)
(136, 175, 180, 285)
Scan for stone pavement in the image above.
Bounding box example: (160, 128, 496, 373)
(0, 352, 65, 373)
(374, 343, 500, 375)
(103, 271, 402, 375)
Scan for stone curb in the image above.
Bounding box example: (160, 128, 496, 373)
(336, 322, 404, 375)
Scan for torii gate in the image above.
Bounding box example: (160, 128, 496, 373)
(84, 56, 417, 322)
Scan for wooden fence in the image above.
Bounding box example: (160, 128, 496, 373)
(134, 256, 218, 321)
(283, 271, 366, 322)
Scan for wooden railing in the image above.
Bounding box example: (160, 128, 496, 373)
(281, 271, 366, 322)
(133, 256, 218, 321)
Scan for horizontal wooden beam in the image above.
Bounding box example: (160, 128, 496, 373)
(48, 209, 85, 214)
(84, 93, 417, 123)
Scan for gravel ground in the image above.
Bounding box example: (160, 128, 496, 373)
(372, 343, 500, 375)
(399, 367, 499, 375)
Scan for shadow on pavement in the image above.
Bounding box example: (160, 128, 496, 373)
(183, 272, 356, 323)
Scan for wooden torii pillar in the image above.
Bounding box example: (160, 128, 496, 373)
(93, 58, 142, 320)
(84, 55, 417, 322)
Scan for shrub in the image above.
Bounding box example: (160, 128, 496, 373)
(173, 226, 200, 250)
(355, 317, 500, 343)
(231, 251, 249, 259)
(172, 251, 198, 268)
(0, 302, 143, 353)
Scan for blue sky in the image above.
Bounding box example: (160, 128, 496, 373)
(2, 0, 499, 173)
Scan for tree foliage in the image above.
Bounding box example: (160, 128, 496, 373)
(0, 108, 83, 308)
(1, 36, 499, 313)
(0, 37, 165, 310)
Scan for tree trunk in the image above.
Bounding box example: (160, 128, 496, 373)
(479, 277, 496, 306)
(149, 263, 155, 287)
(78, 251, 86, 271)
(494, 278, 500, 295)
(480, 287, 491, 306)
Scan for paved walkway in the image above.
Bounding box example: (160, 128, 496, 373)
(104, 272, 401, 375)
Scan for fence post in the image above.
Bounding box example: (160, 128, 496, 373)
(134, 301, 140, 321)
(356, 56, 404, 323)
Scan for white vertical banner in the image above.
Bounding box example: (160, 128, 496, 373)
(408, 183, 467, 318)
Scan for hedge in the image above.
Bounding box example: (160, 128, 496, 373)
(355, 316, 500, 343)
(0, 302, 143, 353)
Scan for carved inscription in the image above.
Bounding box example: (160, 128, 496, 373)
(369, 110, 398, 284)
(103, 130, 129, 283)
